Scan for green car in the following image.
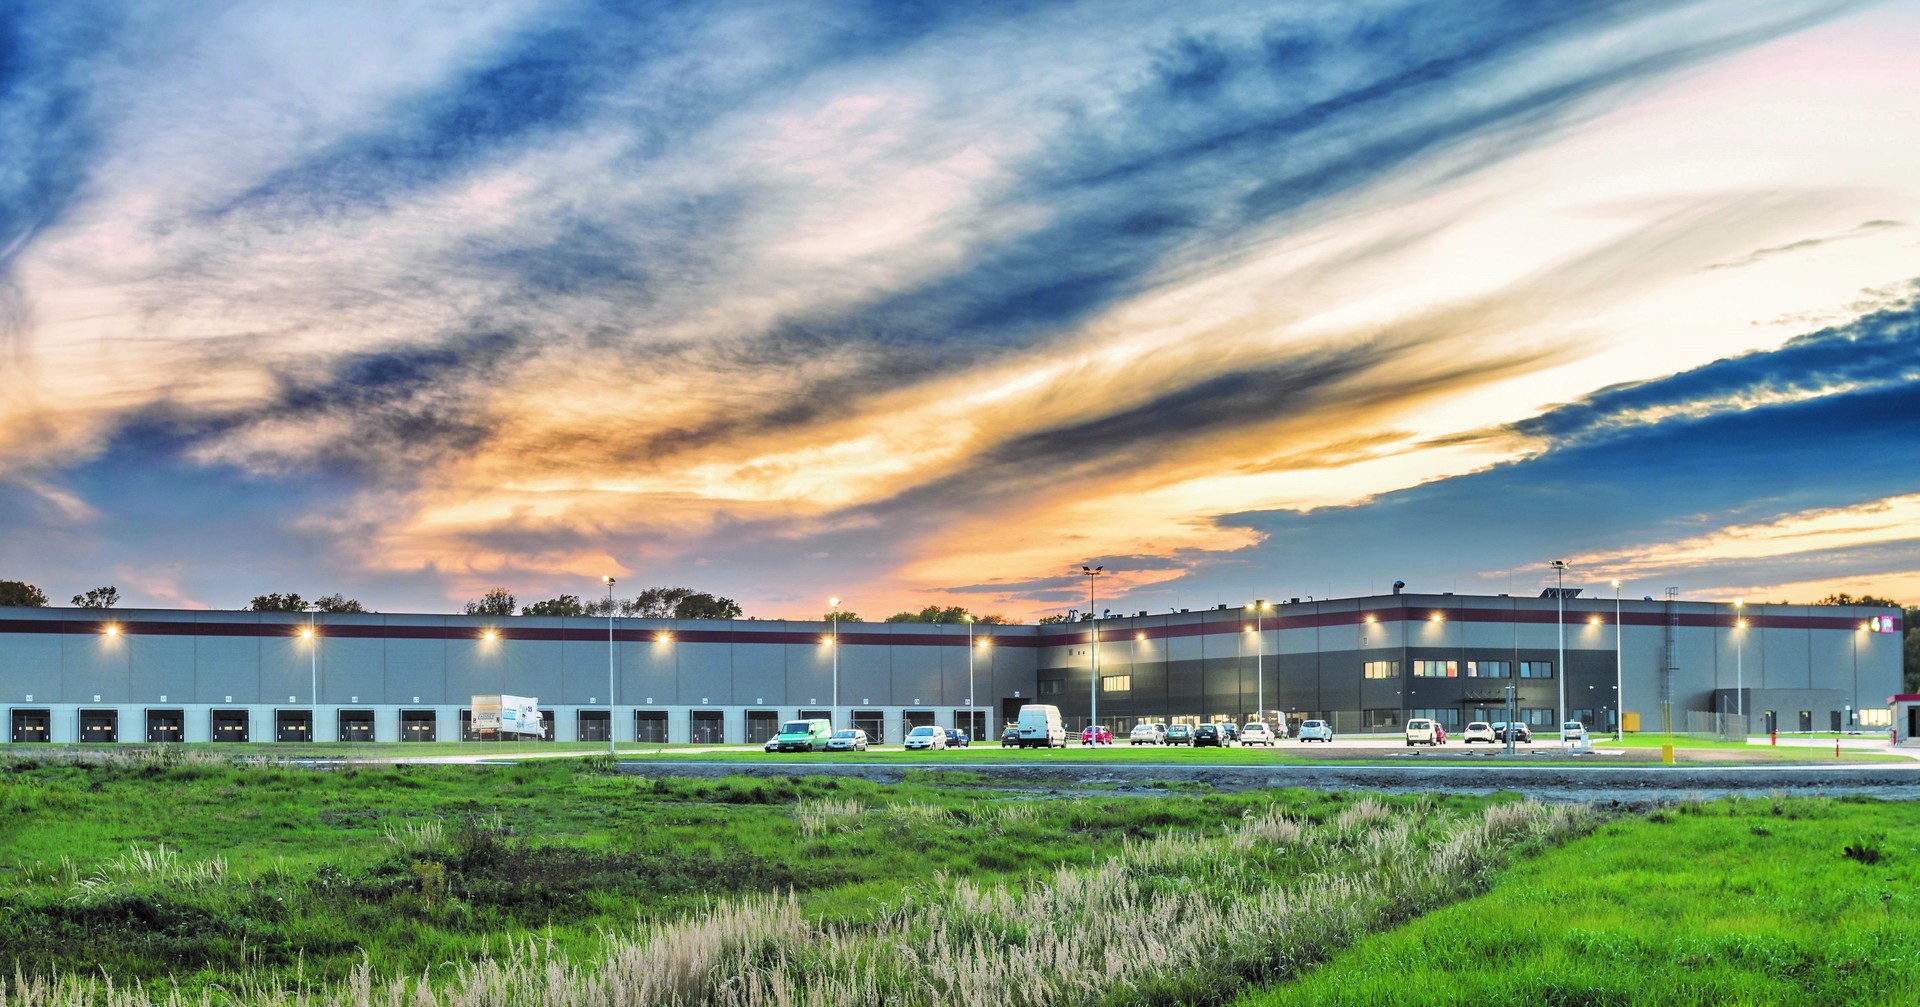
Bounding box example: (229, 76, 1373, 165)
(773, 718, 834, 752)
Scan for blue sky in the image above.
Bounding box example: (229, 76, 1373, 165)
(2, 0, 1918, 618)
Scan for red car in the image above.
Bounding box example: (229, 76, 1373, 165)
(1080, 726, 1114, 746)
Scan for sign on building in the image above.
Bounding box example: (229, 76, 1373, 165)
(472, 695, 543, 737)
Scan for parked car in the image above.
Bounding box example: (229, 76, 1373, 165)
(1080, 725, 1114, 746)
(763, 737, 780, 752)
(1192, 724, 1225, 747)
(1216, 722, 1240, 744)
(1463, 722, 1496, 744)
(1492, 722, 1533, 744)
(1167, 723, 1195, 746)
(945, 727, 970, 748)
(1000, 725, 1020, 746)
(1404, 718, 1443, 747)
(1269, 716, 1290, 740)
(826, 728, 869, 752)
(904, 725, 947, 750)
(1239, 721, 1277, 746)
(1296, 719, 1334, 743)
(1129, 723, 1167, 745)
(1560, 721, 1588, 745)
(774, 718, 834, 752)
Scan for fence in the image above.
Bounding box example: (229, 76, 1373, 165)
(1685, 710, 1749, 742)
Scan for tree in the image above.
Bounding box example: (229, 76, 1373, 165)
(1036, 613, 1072, 624)
(0, 581, 49, 607)
(522, 595, 587, 617)
(672, 593, 742, 620)
(885, 605, 969, 624)
(71, 586, 119, 609)
(312, 593, 367, 613)
(464, 589, 516, 616)
(1817, 593, 1903, 608)
(247, 593, 309, 612)
(627, 587, 696, 617)
(824, 610, 863, 623)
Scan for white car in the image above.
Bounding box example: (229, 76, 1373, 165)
(1239, 722, 1277, 746)
(825, 728, 869, 752)
(1560, 721, 1589, 745)
(1296, 720, 1334, 743)
(763, 737, 779, 752)
(903, 725, 947, 750)
(1463, 722, 1496, 744)
(1405, 718, 1443, 746)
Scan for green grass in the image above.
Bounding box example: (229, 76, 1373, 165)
(1242, 795, 1920, 1007)
(0, 749, 1535, 996)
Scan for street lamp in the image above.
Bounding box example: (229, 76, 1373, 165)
(1245, 600, 1271, 722)
(1550, 560, 1570, 729)
(1734, 599, 1746, 734)
(1612, 579, 1623, 740)
(829, 597, 840, 720)
(1081, 565, 1103, 741)
(965, 614, 975, 741)
(603, 576, 616, 755)
(301, 619, 317, 741)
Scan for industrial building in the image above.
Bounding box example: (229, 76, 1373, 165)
(0, 591, 1900, 744)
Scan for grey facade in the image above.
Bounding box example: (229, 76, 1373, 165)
(0, 592, 1901, 743)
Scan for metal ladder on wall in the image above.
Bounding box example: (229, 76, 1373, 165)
(1661, 587, 1680, 735)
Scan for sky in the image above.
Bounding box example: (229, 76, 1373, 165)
(3, 0, 1919, 620)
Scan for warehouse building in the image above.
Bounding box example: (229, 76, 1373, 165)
(0, 591, 1900, 744)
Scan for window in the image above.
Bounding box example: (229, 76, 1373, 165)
(1364, 660, 1399, 679)
(1039, 679, 1066, 695)
(1466, 661, 1509, 678)
(1522, 708, 1555, 727)
(1170, 715, 1201, 726)
(1860, 708, 1892, 727)
(1100, 675, 1131, 693)
(1572, 708, 1594, 727)
(1407, 708, 1460, 727)
(1413, 660, 1457, 678)
(1364, 709, 1399, 729)
(1520, 661, 1554, 679)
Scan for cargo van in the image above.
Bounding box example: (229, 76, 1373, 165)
(1014, 704, 1066, 748)
(774, 718, 834, 752)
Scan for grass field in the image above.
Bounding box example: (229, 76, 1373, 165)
(1243, 795, 1920, 1007)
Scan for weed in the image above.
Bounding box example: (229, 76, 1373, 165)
(1841, 840, 1883, 865)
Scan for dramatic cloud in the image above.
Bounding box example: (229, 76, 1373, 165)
(3, 0, 1918, 615)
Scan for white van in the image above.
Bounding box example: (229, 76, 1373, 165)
(1014, 704, 1066, 748)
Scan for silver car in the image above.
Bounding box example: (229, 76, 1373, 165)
(826, 728, 869, 752)
(1128, 723, 1167, 745)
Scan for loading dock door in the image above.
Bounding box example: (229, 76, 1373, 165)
(146, 709, 183, 742)
(578, 710, 611, 742)
(400, 710, 436, 742)
(275, 709, 313, 742)
(904, 710, 935, 730)
(79, 709, 118, 743)
(11, 709, 50, 743)
(745, 710, 779, 744)
(211, 710, 249, 742)
(634, 710, 666, 743)
(690, 710, 723, 744)
(338, 710, 374, 742)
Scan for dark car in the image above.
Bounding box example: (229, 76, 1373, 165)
(1192, 724, 1225, 747)
(945, 728, 970, 748)
(1215, 722, 1239, 744)
(1167, 723, 1195, 746)
(1492, 722, 1533, 744)
(1000, 725, 1020, 746)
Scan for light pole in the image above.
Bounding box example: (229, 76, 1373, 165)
(965, 614, 975, 740)
(829, 597, 840, 720)
(1081, 565, 1103, 741)
(603, 576, 616, 754)
(1245, 600, 1271, 722)
(1734, 598, 1745, 734)
(301, 616, 317, 742)
(1612, 579, 1623, 740)
(1551, 560, 1570, 729)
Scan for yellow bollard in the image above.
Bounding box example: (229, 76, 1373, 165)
(1661, 744, 1675, 765)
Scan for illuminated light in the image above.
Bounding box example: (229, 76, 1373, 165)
(828, 596, 839, 607)
(1734, 598, 1744, 608)
(1611, 579, 1621, 588)
(103, 624, 120, 636)
(1135, 632, 1145, 641)
(1737, 618, 1747, 629)
(1861, 622, 1870, 632)
(977, 638, 991, 648)
(1589, 616, 1601, 625)
(821, 635, 833, 645)
(299, 627, 314, 639)
(483, 629, 497, 641)
(656, 632, 672, 643)
(1430, 613, 1443, 622)
(1244, 626, 1254, 634)
(1364, 615, 1376, 623)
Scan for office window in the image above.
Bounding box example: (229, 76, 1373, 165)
(1039, 679, 1066, 696)
(1572, 708, 1594, 727)
(1520, 661, 1554, 679)
(1364, 709, 1399, 729)
(1099, 675, 1131, 693)
(1860, 708, 1891, 727)
(1408, 708, 1460, 727)
(1522, 708, 1555, 726)
(1413, 660, 1457, 678)
(1466, 661, 1509, 678)
(1364, 660, 1399, 680)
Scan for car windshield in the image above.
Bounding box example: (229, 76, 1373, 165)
(908, 726, 937, 736)
(1468, 723, 1489, 730)
(1304, 721, 1322, 728)
(781, 722, 813, 733)
(833, 730, 856, 738)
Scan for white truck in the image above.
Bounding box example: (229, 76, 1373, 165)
(1013, 704, 1066, 748)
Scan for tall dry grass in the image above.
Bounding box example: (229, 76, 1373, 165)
(4, 799, 1595, 1007)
